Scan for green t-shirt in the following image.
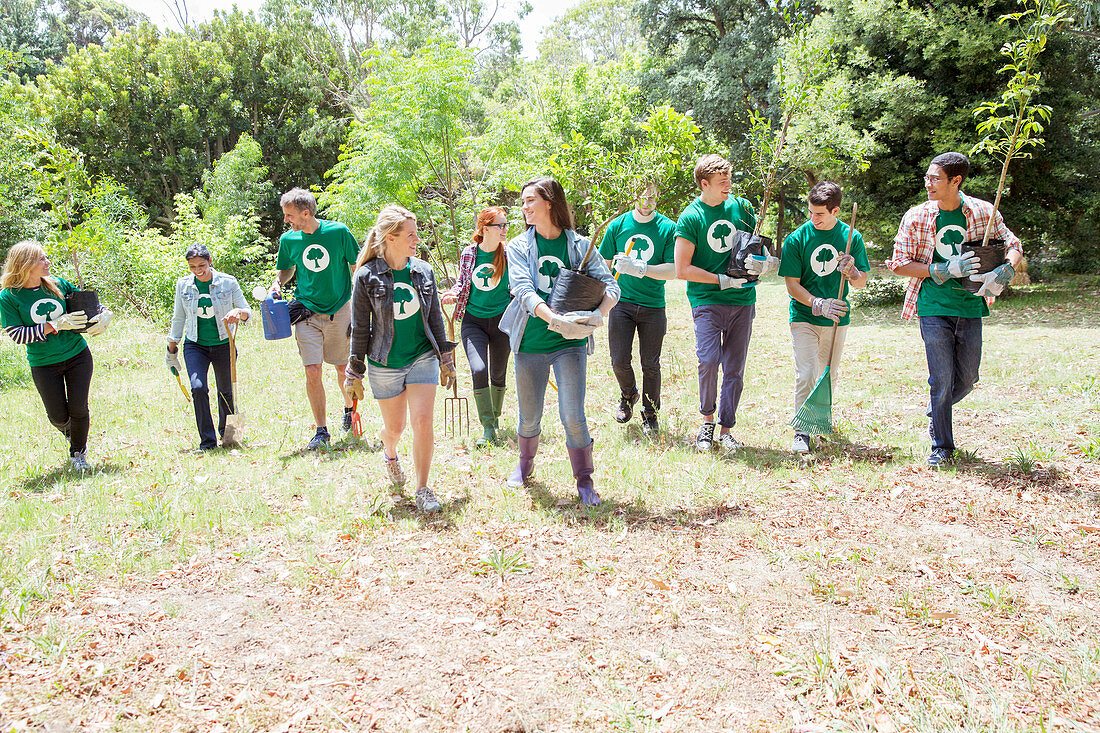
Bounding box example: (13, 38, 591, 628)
(674, 196, 758, 308)
(778, 220, 870, 327)
(369, 265, 433, 369)
(917, 205, 989, 318)
(191, 277, 228, 346)
(598, 210, 676, 308)
(519, 232, 587, 354)
(465, 247, 511, 318)
(0, 278, 87, 367)
(275, 219, 360, 315)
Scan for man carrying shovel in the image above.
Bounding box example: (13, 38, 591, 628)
(780, 182, 868, 454)
(270, 188, 360, 450)
(887, 152, 1022, 467)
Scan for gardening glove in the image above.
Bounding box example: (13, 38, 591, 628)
(567, 310, 604, 328)
(439, 350, 457, 390)
(812, 297, 849, 323)
(165, 347, 182, 373)
(836, 254, 859, 279)
(345, 376, 364, 401)
(717, 274, 748, 290)
(613, 253, 647, 278)
(49, 311, 87, 332)
(548, 313, 598, 340)
(968, 263, 1014, 298)
(84, 309, 113, 336)
(929, 251, 979, 284)
(745, 254, 781, 277)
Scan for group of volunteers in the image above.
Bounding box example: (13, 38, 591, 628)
(1, 149, 1021, 509)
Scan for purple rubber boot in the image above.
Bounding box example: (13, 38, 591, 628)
(507, 434, 539, 488)
(567, 442, 601, 506)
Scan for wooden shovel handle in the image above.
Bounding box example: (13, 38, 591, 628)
(225, 320, 238, 383)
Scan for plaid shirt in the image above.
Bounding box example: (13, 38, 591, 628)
(445, 244, 478, 322)
(886, 193, 1022, 320)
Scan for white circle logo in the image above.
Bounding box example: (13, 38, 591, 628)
(472, 263, 497, 292)
(302, 244, 330, 273)
(392, 282, 420, 320)
(197, 295, 214, 319)
(706, 220, 737, 253)
(809, 244, 839, 277)
(30, 298, 62, 325)
(935, 225, 967, 260)
(628, 234, 655, 263)
(537, 255, 565, 293)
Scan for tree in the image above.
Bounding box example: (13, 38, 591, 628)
(393, 285, 414, 314)
(538, 0, 644, 67)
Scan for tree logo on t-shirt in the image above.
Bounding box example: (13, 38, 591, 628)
(30, 298, 62, 325)
(537, 256, 565, 293)
(393, 282, 420, 320)
(302, 244, 330, 273)
(628, 234, 654, 262)
(810, 244, 839, 277)
(706, 220, 736, 253)
(935, 225, 967, 260)
(197, 295, 214, 319)
(473, 263, 496, 291)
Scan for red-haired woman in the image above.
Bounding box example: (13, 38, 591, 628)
(442, 207, 512, 447)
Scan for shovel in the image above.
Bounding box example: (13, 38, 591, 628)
(223, 321, 244, 446)
(441, 304, 470, 437)
(170, 366, 190, 401)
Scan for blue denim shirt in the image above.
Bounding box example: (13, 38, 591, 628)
(499, 227, 620, 354)
(168, 270, 251, 344)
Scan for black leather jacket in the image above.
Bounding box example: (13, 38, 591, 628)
(349, 256, 456, 372)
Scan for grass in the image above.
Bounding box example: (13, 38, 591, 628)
(1, 276, 1099, 730)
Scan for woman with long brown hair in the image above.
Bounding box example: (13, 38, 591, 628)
(442, 207, 512, 447)
(0, 241, 113, 471)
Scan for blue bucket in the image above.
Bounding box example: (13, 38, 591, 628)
(261, 295, 292, 340)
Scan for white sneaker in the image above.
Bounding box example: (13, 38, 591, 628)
(791, 433, 811, 453)
(382, 451, 407, 486)
(717, 433, 742, 452)
(70, 451, 91, 471)
(415, 487, 443, 513)
(696, 422, 716, 451)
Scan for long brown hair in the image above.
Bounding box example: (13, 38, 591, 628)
(356, 205, 417, 270)
(472, 207, 508, 287)
(521, 177, 574, 232)
(0, 241, 63, 297)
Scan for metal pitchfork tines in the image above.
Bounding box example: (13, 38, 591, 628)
(442, 303, 469, 437)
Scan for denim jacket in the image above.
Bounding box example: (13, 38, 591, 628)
(348, 256, 456, 371)
(499, 227, 620, 354)
(168, 271, 250, 344)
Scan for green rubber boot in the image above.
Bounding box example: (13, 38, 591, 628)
(489, 384, 506, 437)
(473, 388, 496, 448)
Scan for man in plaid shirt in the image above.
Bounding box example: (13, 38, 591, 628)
(886, 152, 1023, 467)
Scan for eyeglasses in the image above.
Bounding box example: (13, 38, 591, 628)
(486, 223, 508, 230)
(923, 174, 944, 184)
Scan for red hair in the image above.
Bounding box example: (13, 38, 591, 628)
(472, 207, 508, 287)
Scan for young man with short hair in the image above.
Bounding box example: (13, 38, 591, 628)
(887, 152, 1022, 467)
(779, 182, 869, 453)
(673, 154, 780, 452)
(600, 183, 677, 435)
(270, 187, 360, 450)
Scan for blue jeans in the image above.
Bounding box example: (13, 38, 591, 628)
(514, 345, 590, 449)
(691, 304, 755, 428)
(183, 341, 234, 450)
(919, 315, 982, 452)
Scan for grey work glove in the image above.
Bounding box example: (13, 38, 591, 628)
(85, 309, 113, 336)
(165, 347, 182, 373)
(812, 297, 849, 323)
(717, 274, 748, 290)
(50, 311, 87, 332)
(567, 310, 604, 328)
(613, 253, 647, 278)
(969, 262, 1015, 298)
(548, 313, 598, 340)
(745, 254, 781, 277)
(929, 251, 979, 284)
(836, 254, 859, 279)
(439, 350, 457, 390)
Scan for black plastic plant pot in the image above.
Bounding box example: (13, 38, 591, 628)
(548, 269, 607, 313)
(961, 239, 1006, 294)
(724, 231, 773, 283)
(65, 289, 100, 333)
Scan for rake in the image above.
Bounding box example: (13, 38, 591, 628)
(441, 304, 469, 437)
(791, 202, 857, 436)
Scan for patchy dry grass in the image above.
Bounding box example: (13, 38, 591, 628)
(1, 276, 1099, 731)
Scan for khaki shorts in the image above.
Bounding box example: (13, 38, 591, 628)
(294, 301, 351, 366)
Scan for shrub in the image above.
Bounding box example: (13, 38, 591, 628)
(850, 276, 905, 308)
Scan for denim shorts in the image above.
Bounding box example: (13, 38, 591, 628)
(367, 350, 439, 400)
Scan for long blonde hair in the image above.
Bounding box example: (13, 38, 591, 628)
(355, 205, 417, 269)
(0, 241, 63, 298)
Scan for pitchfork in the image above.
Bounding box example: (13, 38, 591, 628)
(441, 303, 470, 437)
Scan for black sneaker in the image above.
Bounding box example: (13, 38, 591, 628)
(641, 412, 659, 437)
(343, 407, 354, 432)
(696, 421, 716, 451)
(928, 448, 953, 468)
(307, 427, 330, 450)
(613, 391, 639, 423)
